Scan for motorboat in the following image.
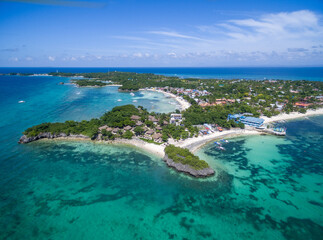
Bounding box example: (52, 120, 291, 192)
(217, 146, 225, 151)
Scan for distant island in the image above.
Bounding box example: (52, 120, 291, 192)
(16, 71, 323, 177)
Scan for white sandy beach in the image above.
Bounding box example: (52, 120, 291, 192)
(174, 129, 262, 153)
(142, 88, 191, 111)
(262, 108, 323, 123)
(111, 138, 165, 157)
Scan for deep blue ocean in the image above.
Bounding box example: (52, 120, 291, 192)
(1, 67, 323, 81)
(0, 69, 322, 240)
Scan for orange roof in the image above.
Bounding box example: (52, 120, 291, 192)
(295, 102, 311, 107)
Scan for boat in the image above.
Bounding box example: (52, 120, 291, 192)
(132, 100, 137, 103)
(18, 100, 25, 103)
(117, 99, 122, 102)
(130, 93, 135, 96)
(217, 146, 225, 151)
(220, 139, 229, 143)
(214, 141, 222, 146)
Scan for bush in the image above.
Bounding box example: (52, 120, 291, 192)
(123, 130, 134, 139)
(165, 145, 209, 170)
(299, 108, 306, 114)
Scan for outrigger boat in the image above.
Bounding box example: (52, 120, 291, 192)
(217, 146, 225, 151)
(214, 141, 222, 146)
(220, 139, 229, 143)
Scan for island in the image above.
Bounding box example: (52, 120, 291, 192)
(16, 71, 323, 178)
(164, 145, 214, 177)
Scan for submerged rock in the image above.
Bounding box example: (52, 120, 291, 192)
(163, 154, 215, 178)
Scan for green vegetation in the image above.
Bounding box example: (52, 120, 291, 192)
(20, 70, 323, 141)
(123, 130, 134, 139)
(162, 124, 199, 141)
(183, 104, 248, 128)
(47, 71, 323, 117)
(165, 145, 210, 170)
(72, 79, 110, 87)
(23, 105, 144, 139)
(139, 138, 162, 145)
(119, 81, 140, 91)
(22, 104, 199, 142)
(24, 120, 99, 139)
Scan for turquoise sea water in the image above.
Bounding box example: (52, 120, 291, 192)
(0, 74, 322, 239)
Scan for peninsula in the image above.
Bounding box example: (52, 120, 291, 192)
(17, 71, 323, 177)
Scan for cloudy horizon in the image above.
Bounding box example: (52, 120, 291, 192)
(1, 0, 323, 67)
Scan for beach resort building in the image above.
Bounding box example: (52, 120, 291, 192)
(170, 114, 183, 125)
(227, 114, 264, 128)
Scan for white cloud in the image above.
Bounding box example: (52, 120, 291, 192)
(227, 10, 322, 39)
(48, 56, 55, 61)
(9, 57, 19, 62)
(148, 31, 201, 40)
(133, 52, 143, 58)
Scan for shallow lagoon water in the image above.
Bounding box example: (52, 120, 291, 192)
(0, 75, 322, 239)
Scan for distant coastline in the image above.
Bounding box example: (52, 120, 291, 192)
(1, 67, 323, 81)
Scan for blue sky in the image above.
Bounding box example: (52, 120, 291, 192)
(1, 0, 323, 67)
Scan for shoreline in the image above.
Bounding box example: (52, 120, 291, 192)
(174, 129, 263, 153)
(38, 137, 166, 158)
(141, 88, 191, 111)
(262, 108, 323, 123)
(26, 108, 323, 159)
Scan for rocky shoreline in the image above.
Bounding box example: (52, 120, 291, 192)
(18, 133, 215, 178)
(18, 133, 89, 144)
(163, 154, 215, 178)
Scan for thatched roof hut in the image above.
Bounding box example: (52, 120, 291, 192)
(124, 126, 132, 131)
(152, 133, 162, 139)
(148, 116, 158, 122)
(112, 128, 120, 133)
(131, 115, 141, 120)
(136, 121, 143, 126)
(99, 125, 108, 130)
(146, 129, 154, 135)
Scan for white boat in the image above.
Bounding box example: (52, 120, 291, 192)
(132, 100, 138, 103)
(130, 93, 135, 96)
(18, 100, 25, 103)
(117, 99, 122, 102)
(217, 146, 225, 151)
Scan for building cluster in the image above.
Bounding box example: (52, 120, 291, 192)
(150, 87, 211, 99)
(169, 113, 183, 126)
(293, 95, 323, 108)
(198, 98, 236, 107)
(227, 114, 264, 128)
(98, 115, 169, 143)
